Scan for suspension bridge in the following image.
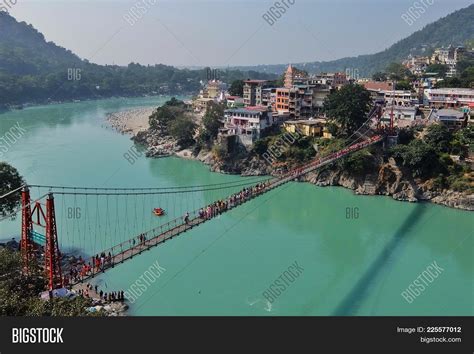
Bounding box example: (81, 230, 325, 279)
(1, 106, 389, 291)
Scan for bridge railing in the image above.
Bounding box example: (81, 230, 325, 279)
(69, 135, 385, 285)
(71, 178, 275, 283)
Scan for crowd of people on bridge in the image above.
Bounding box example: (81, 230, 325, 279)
(64, 140, 378, 287)
(64, 252, 115, 285)
(197, 182, 270, 221)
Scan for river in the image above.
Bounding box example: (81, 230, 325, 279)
(0, 96, 472, 316)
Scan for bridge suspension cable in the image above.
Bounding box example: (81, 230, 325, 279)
(33, 179, 270, 196)
(27, 176, 268, 193)
(0, 193, 49, 223)
(0, 184, 27, 200)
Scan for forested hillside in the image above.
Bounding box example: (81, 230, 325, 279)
(233, 4, 474, 76)
(0, 12, 276, 106)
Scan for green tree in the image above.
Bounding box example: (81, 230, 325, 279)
(149, 98, 187, 133)
(0, 162, 24, 217)
(436, 77, 463, 88)
(425, 64, 449, 77)
(168, 115, 197, 148)
(395, 80, 412, 90)
(424, 124, 452, 153)
(252, 138, 270, 156)
(323, 84, 372, 136)
(228, 80, 244, 96)
(459, 66, 474, 88)
(202, 102, 224, 140)
(456, 57, 474, 74)
(391, 139, 441, 178)
(0, 249, 98, 316)
(398, 127, 416, 145)
(465, 39, 474, 49)
(386, 62, 412, 81)
(372, 72, 388, 81)
(342, 149, 375, 175)
(451, 125, 474, 156)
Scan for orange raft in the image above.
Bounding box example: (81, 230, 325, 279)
(153, 208, 165, 216)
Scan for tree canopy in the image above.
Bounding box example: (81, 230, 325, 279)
(372, 72, 388, 82)
(391, 139, 441, 178)
(323, 84, 372, 136)
(386, 62, 413, 81)
(202, 102, 225, 140)
(0, 162, 24, 217)
(425, 64, 449, 77)
(424, 124, 452, 153)
(0, 248, 98, 316)
(228, 80, 244, 96)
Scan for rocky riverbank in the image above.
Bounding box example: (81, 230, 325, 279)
(197, 151, 473, 211)
(110, 107, 473, 211)
(302, 158, 474, 211)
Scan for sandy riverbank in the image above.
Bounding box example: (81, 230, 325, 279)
(106, 107, 154, 136)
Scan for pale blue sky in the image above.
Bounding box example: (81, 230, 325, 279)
(7, 0, 473, 67)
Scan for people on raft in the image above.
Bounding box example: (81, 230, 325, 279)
(153, 208, 165, 216)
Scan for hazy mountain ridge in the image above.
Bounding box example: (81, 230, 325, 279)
(0, 12, 82, 75)
(232, 4, 474, 76)
(0, 12, 275, 105)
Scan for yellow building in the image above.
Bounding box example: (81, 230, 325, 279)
(193, 98, 214, 113)
(283, 119, 332, 138)
(322, 126, 333, 139)
(206, 81, 221, 99)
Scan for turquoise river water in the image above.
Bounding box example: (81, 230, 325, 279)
(0, 96, 472, 316)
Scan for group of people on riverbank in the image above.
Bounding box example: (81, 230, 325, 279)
(77, 283, 125, 303)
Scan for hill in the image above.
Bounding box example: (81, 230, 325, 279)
(0, 12, 82, 75)
(232, 4, 474, 76)
(0, 12, 276, 106)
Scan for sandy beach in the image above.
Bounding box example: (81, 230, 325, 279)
(106, 107, 155, 136)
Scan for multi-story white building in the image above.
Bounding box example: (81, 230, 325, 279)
(310, 72, 348, 88)
(243, 80, 269, 107)
(382, 106, 418, 121)
(424, 88, 474, 109)
(219, 107, 274, 146)
(383, 90, 419, 106)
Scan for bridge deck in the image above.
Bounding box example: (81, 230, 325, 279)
(70, 135, 383, 286)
